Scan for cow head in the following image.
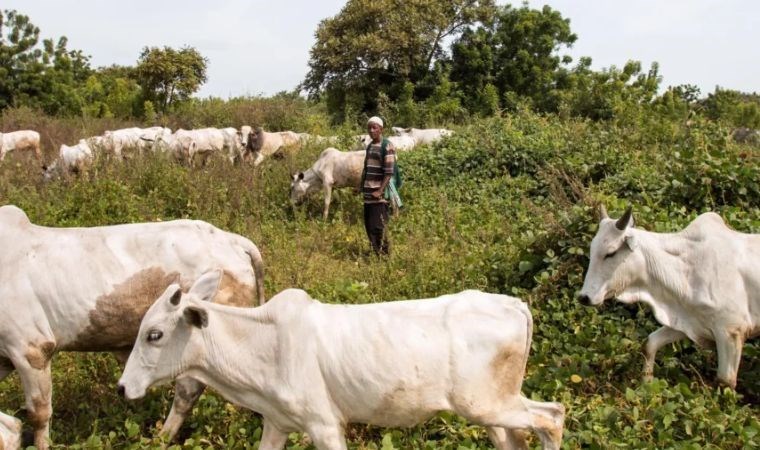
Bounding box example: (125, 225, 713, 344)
(578, 205, 644, 306)
(246, 127, 264, 153)
(117, 270, 221, 400)
(290, 172, 308, 205)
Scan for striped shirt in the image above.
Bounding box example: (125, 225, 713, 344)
(362, 138, 396, 204)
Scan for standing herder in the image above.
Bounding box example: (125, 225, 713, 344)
(361, 116, 396, 255)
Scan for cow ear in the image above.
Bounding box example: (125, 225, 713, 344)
(169, 288, 182, 306)
(188, 270, 222, 303)
(162, 284, 182, 306)
(298, 172, 304, 180)
(183, 306, 209, 328)
(624, 235, 639, 251)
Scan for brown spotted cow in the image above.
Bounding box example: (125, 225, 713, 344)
(0, 205, 265, 449)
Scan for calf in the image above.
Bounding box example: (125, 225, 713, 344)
(579, 206, 760, 388)
(119, 272, 565, 450)
(290, 148, 365, 219)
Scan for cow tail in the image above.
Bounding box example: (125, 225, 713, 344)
(246, 242, 266, 306)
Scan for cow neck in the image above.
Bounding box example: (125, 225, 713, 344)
(187, 302, 278, 401)
(303, 168, 323, 188)
(632, 228, 693, 305)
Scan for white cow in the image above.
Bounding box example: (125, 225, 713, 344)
(137, 126, 172, 152)
(0, 130, 42, 162)
(290, 148, 365, 219)
(0, 205, 266, 449)
(119, 274, 565, 450)
(245, 128, 302, 166)
(353, 134, 416, 151)
(0, 412, 21, 450)
(44, 140, 94, 179)
(392, 127, 453, 145)
(579, 206, 760, 388)
(173, 128, 227, 166)
(221, 127, 245, 164)
(102, 127, 142, 158)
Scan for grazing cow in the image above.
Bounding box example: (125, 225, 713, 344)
(245, 128, 303, 166)
(290, 148, 365, 219)
(0, 205, 266, 449)
(43, 140, 94, 179)
(391, 127, 453, 146)
(0, 130, 42, 162)
(102, 127, 142, 158)
(0, 412, 21, 450)
(173, 128, 228, 166)
(119, 274, 565, 450)
(221, 127, 246, 164)
(353, 134, 416, 151)
(137, 127, 172, 152)
(578, 206, 760, 388)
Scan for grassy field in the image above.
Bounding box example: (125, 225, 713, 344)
(0, 112, 758, 449)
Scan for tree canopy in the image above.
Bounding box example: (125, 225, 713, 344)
(135, 46, 208, 114)
(0, 9, 92, 115)
(303, 0, 496, 122)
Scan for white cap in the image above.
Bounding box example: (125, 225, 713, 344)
(367, 116, 384, 127)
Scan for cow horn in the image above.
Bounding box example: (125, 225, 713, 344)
(599, 204, 609, 220)
(615, 206, 633, 230)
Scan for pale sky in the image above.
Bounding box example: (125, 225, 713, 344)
(3, 1, 759, 99)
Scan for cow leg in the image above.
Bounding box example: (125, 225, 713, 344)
(13, 357, 53, 450)
(487, 426, 529, 450)
(323, 182, 333, 220)
(305, 423, 347, 450)
(259, 418, 288, 450)
(714, 329, 744, 389)
(477, 396, 564, 450)
(0, 357, 15, 381)
(160, 377, 206, 441)
(643, 326, 686, 381)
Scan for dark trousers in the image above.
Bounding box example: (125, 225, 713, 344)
(364, 202, 389, 255)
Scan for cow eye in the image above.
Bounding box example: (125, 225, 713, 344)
(604, 250, 618, 260)
(147, 330, 163, 342)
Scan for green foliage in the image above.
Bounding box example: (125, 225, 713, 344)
(0, 9, 93, 116)
(449, 4, 576, 112)
(135, 46, 208, 114)
(701, 87, 760, 129)
(303, 0, 496, 123)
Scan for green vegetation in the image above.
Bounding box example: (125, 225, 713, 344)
(0, 109, 758, 449)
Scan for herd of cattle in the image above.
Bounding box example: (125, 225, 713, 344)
(0, 122, 758, 449)
(0, 126, 454, 183)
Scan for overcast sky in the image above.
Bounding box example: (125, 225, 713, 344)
(4, 1, 758, 99)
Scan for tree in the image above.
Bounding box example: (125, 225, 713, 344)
(449, 4, 576, 113)
(0, 9, 92, 115)
(135, 46, 207, 113)
(303, 0, 495, 122)
(80, 65, 141, 118)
